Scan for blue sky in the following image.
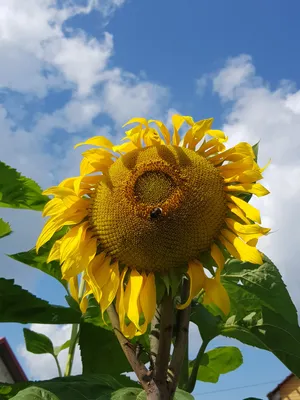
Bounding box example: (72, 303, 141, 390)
(1, 0, 300, 398)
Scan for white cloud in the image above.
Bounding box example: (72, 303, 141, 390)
(210, 54, 300, 309)
(18, 324, 82, 380)
(102, 78, 170, 125)
(0, 0, 117, 96)
(212, 54, 259, 101)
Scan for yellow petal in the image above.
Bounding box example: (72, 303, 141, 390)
(205, 129, 228, 143)
(219, 235, 240, 260)
(123, 118, 149, 128)
(74, 136, 114, 149)
(42, 198, 66, 217)
(123, 322, 138, 339)
(80, 157, 113, 176)
(204, 276, 230, 315)
(140, 273, 156, 326)
(183, 118, 213, 149)
(227, 194, 261, 223)
(210, 243, 225, 271)
(221, 229, 263, 264)
(225, 218, 270, 236)
(210, 142, 254, 163)
(149, 120, 171, 144)
(113, 140, 137, 153)
(43, 187, 75, 197)
(99, 261, 120, 315)
(227, 203, 250, 224)
(116, 267, 128, 332)
(85, 254, 111, 302)
(47, 239, 61, 262)
(223, 169, 263, 183)
(69, 276, 79, 303)
(177, 260, 206, 310)
(124, 269, 144, 329)
(218, 157, 254, 174)
(59, 222, 88, 264)
(36, 211, 86, 252)
(225, 183, 270, 197)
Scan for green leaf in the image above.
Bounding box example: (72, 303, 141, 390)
(9, 228, 69, 290)
(0, 161, 49, 211)
(190, 303, 222, 342)
(0, 218, 12, 239)
(174, 389, 194, 399)
(0, 278, 80, 324)
(23, 329, 54, 355)
(10, 387, 59, 400)
(1, 375, 125, 400)
(191, 346, 243, 383)
(79, 322, 132, 376)
(53, 340, 70, 357)
(223, 256, 298, 325)
(252, 307, 300, 376)
(112, 388, 143, 399)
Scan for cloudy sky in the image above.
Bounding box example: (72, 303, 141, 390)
(1, 0, 300, 398)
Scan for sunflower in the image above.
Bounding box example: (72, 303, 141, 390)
(36, 115, 270, 338)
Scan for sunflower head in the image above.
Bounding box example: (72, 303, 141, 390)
(37, 115, 270, 337)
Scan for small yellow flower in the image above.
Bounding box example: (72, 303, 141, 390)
(36, 115, 270, 338)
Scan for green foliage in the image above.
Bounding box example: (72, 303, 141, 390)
(189, 347, 243, 383)
(9, 229, 69, 290)
(10, 387, 59, 400)
(79, 322, 132, 375)
(0, 278, 80, 324)
(0, 375, 130, 400)
(0, 161, 49, 211)
(111, 388, 143, 399)
(0, 218, 12, 239)
(54, 340, 70, 357)
(192, 256, 300, 377)
(223, 256, 298, 325)
(23, 328, 54, 355)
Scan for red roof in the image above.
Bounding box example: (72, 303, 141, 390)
(0, 337, 27, 382)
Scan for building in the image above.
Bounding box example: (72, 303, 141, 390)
(267, 374, 300, 400)
(0, 338, 27, 383)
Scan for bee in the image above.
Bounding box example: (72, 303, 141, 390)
(150, 207, 162, 219)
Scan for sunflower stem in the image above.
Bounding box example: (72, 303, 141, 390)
(152, 293, 174, 389)
(185, 340, 208, 393)
(107, 304, 160, 397)
(64, 274, 85, 377)
(168, 280, 191, 396)
(178, 338, 189, 389)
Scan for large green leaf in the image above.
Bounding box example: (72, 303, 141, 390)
(222, 256, 298, 324)
(111, 388, 142, 399)
(0, 218, 12, 239)
(79, 322, 132, 375)
(0, 375, 128, 400)
(10, 387, 59, 400)
(192, 255, 300, 376)
(0, 278, 80, 324)
(9, 228, 68, 290)
(23, 328, 54, 355)
(190, 346, 243, 383)
(0, 161, 49, 211)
